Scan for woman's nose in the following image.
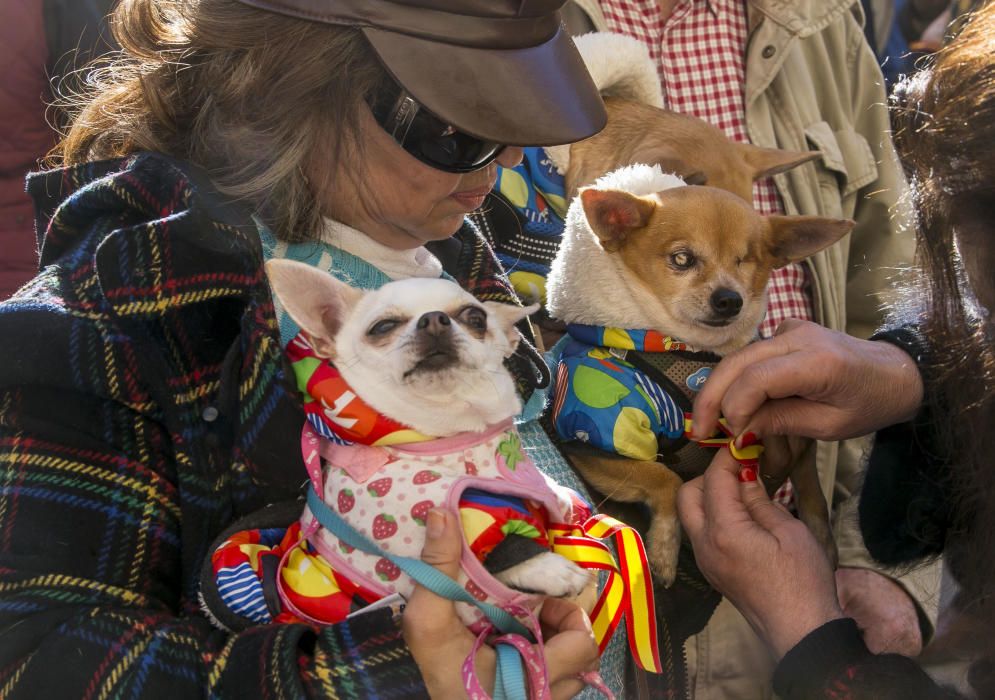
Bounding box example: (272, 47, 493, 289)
(496, 146, 525, 168)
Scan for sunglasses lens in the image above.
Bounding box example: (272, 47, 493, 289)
(369, 84, 504, 173)
(411, 121, 503, 172)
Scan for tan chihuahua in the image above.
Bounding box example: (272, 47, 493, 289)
(546, 165, 852, 584)
(550, 96, 820, 203)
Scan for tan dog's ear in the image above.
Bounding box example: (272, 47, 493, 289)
(484, 302, 540, 355)
(740, 143, 821, 180)
(764, 216, 855, 268)
(264, 259, 364, 359)
(580, 188, 656, 252)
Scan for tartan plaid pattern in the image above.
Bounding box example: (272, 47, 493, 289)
(0, 153, 487, 698)
(599, 0, 815, 340)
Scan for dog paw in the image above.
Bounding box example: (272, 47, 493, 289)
(495, 552, 592, 598)
(646, 514, 681, 587)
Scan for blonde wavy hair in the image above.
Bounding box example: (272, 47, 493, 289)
(54, 0, 388, 242)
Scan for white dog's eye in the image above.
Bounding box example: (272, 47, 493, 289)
(670, 251, 696, 269)
(458, 306, 488, 331)
(368, 319, 401, 336)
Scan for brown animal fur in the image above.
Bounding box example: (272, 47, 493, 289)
(564, 97, 820, 202)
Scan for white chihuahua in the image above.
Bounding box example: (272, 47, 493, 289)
(265, 259, 591, 604)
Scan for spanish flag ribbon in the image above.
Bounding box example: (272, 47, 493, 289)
(682, 412, 764, 467)
(549, 514, 662, 673)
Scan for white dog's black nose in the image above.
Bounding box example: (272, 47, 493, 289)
(417, 311, 452, 335)
(710, 288, 743, 318)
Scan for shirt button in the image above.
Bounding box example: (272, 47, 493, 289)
(762, 45, 776, 58)
(202, 406, 219, 422)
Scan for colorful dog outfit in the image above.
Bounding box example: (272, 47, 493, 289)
(486, 148, 569, 305)
(552, 324, 761, 477)
(211, 332, 663, 697)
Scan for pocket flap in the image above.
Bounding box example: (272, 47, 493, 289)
(804, 121, 879, 196)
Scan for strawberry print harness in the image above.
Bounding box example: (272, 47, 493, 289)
(212, 333, 664, 698)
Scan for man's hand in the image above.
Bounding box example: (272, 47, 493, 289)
(403, 508, 600, 698)
(691, 319, 924, 443)
(678, 450, 844, 659)
(836, 567, 924, 657)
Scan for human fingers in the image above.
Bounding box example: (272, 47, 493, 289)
(835, 568, 923, 657)
(690, 324, 816, 439)
(700, 450, 758, 529)
(540, 598, 599, 669)
(539, 596, 593, 636)
(676, 475, 706, 537)
(734, 466, 797, 533)
(730, 339, 925, 440)
(403, 509, 493, 696)
(539, 599, 599, 699)
(773, 316, 808, 336)
(550, 675, 587, 700)
(406, 508, 464, 623)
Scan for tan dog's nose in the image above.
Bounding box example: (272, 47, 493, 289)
(710, 288, 743, 318)
(417, 311, 453, 336)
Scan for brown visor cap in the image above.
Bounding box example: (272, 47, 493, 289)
(235, 0, 607, 145)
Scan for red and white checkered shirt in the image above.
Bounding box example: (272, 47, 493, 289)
(599, 0, 815, 339)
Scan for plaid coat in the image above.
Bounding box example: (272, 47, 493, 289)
(0, 152, 534, 698)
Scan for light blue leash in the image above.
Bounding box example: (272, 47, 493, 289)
(305, 486, 533, 699)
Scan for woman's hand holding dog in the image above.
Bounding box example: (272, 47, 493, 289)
(690, 319, 924, 444)
(678, 450, 845, 659)
(403, 508, 600, 698)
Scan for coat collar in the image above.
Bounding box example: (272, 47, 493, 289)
(28, 153, 264, 320)
(746, 0, 859, 38)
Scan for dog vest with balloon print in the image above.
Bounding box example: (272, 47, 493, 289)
(552, 324, 762, 479)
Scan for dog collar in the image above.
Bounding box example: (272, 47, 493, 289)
(565, 323, 699, 353)
(285, 331, 434, 447)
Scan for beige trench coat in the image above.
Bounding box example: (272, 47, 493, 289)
(565, 0, 941, 696)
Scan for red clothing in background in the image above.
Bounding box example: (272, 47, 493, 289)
(0, 0, 51, 299)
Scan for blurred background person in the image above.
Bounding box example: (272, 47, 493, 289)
(0, 0, 114, 300)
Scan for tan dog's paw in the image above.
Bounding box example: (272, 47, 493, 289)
(800, 509, 839, 570)
(646, 513, 681, 587)
(495, 551, 593, 598)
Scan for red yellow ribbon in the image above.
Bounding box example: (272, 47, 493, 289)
(549, 514, 662, 673)
(682, 412, 763, 467)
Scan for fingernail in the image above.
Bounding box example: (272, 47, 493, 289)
(736, 431, 759, 449)
(426, 508, 446, 538)
(689, 420, 704, 441)
(738, 467, 758, 483)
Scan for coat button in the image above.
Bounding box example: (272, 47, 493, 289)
(202, 406, 219, 422)
(762, 45, 776, 58)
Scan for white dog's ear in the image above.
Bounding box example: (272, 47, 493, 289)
(484, 302, 540, 354)
(264, 259, 364, 358)
(580, 188, 656, 252)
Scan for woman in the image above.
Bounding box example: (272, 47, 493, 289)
(0, 0, 618, 697)
(679, 4, 995, 698)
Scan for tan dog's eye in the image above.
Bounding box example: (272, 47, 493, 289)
(458, 306, 488, 331)
(670, 251, 696, 270)
(368, 319, 401, 336)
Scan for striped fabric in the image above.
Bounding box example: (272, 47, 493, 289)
(0, 153, 425, 698)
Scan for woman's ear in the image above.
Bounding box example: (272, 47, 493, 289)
(264, 259, 365, 358)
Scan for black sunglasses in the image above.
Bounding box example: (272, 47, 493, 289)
(367, 78, 506, 174)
